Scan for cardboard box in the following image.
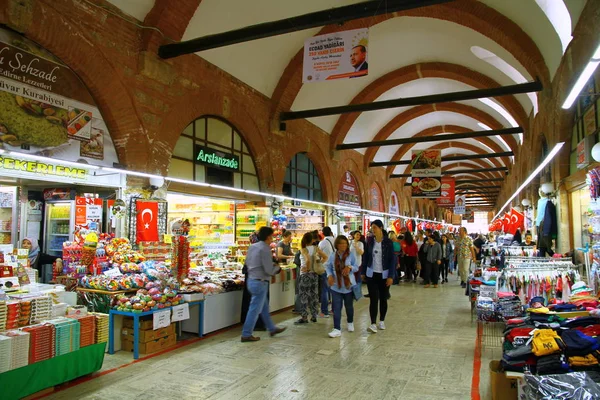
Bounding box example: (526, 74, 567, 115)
(122, 323, 175, 343)
(490, 360, 518, 400)
(121, 333, 176, 355)
(123, 317, 153, 330)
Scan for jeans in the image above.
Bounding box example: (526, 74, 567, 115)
(458, 258, 471, 283)
(366, 272, 389, 324)
(404, 256, 417, 281)
(242, 279, 276, 337)
(440, 258, 449, 281)
(331, 290, 354, 330)
(320, 273, 330, 315)
(424, 261, 440, 285)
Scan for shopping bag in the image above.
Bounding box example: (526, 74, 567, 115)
(352, 284, 363, 301)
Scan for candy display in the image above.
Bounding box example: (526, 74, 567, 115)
(112, 287, 183, 313)
(180, 266, 245, 295)
(105, 238, 146, 264)
(79, 273, 149, 291)
(171, 235, 190, 282)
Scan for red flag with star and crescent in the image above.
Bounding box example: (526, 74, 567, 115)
(502, 212, 512, 233)
(508, 208, 525, 235)
(136, 201, 159, 243)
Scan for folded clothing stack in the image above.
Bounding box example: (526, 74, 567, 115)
(497, 296, 523, 320)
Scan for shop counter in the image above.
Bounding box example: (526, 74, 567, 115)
(270, 267, 297, 312)
(182, 291, 243, 335)
(0, 343, 105, 400)
(109, 301, 204, 359)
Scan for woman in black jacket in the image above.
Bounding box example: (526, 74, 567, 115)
(361, 220, 397, 334)
(440, 234, 453, 284)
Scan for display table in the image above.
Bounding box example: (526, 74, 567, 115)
(0, 342, 105, 400)
(270, 267, 296, 312)
(109, 301, 204, 359)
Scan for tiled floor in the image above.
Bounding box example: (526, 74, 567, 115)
(46, 277, 492, 400)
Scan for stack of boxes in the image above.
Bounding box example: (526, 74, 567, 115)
(121, 317, 176, 355)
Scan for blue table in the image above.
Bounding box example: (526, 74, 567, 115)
(108, 300, 204, 359)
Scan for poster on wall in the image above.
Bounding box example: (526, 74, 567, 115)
(436, 177, 455, 206)
(370, 183, 384, 212)
(75, 196, 103, 231)
(303, 28, 369, 83)
(389, 191, 399, 214)
(583, 107, 597, 136)
(338, 171, 361, 208)
(454, 195, 466, 215)
(0, 28, 118, 167)
(410, 150, 442, 198)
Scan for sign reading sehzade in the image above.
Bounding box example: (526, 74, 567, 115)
(436, 177, 456, 206)
(0, 28, 118, 167)
(194, 145, 239, 171)
(303, 28, 369, 83)
(338, 171, 361, 208)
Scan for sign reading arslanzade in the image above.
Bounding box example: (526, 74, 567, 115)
(0, 155, 87, 179)
(194, 145, 239, 171)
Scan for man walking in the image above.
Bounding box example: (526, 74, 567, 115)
(241, 227, 287, 342)
(454, 227, 476, 288)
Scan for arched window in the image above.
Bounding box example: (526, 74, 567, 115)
(283, 153, 322, 201)
(168, 116, 259, 190)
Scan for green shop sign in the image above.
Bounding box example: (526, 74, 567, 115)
(195, 145, 240, 171)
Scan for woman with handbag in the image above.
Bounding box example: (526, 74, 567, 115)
(361, 220, 397, 333)
(295, 232, 328, 325)
(325, 235, 358, 337)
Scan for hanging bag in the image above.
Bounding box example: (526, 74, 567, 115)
(311, 248, 326, 275)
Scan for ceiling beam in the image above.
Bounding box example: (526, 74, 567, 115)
(391, 166, 507, 178)
(338, 127, 522, 150)
(370, 151, 513, 167)
(455, 185, 501, 190)
(283, 81, 542, 123)
(158, 0, 453, 58)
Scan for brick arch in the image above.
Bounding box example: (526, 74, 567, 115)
(0, 2, 148, 170)
(141, 0, 203, 51)
(329, 62, 528, 151)
(278, 150, 333, 204)
(364, 103, 518, 169)
(271, 1, 549, 117)
(337, 157, 368, 209)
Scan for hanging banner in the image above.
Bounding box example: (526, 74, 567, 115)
(303, 28, 369, 83)
(410, 150, 442, 198)
(508, 208, 525, 234)
(338, 171, 361, 208)
(389, 191, 399, 214)
(370, 183, 384, 212)
(454, 195, 466, 215)
(436, 177, 455, 206)
(0, 28, 118, 167)
(136, 201, 159, 242)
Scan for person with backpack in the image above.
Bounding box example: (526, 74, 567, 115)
(295, 232, 329, 325)
(318, 226, 336, 318)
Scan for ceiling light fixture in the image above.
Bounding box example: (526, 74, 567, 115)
(7, 151, 101, 169)
(562, 42, 600, 109)
(493, 142, 564, 219)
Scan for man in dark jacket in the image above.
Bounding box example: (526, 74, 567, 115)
(424, 235, 442, 288)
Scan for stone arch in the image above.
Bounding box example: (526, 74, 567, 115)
(271, 1, 549, 116)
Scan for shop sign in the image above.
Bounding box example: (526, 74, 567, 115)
(454, 195, 466, 215)
(583, 107, 597, 136)
(0, 155, 88, 180)
(411, 150, 442, 198)
(338, 171, 361, 208)
(389, 191, 399, 214)
(303, 28, 369, 83)
(370, 183, 384, 212)
(436, 177, 455, 206)
(577, 135, 595, 169)
(464, 209, 474, 223)
(0, 28, 118, 167)
(194, 145, 239, 171)
(75, 196, 103, 228)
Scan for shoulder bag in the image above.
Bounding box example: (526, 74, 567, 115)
(311, 248, 326, 275)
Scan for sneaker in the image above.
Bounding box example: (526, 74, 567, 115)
(294, 318, 309, 325)
(367, 324, 378, 333)
(378, 321, 386, 330)
(424, 284, 430, 288)
(347, 323, 355, 332)
(441, 280, 445, 285)
(433, 285, 438, 288)
(319, 313, 330, 318)
(328, 329, 342, 338)
(241, 336, 260, 342)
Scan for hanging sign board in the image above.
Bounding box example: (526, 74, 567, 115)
(338, 171, 361, 208)
(0, 28, 118, 167)
(454, 195, 466, 215)
(75, 196, 103, 228)
(303, 28, 369, 83)
(436, 177, 455, 206)
(370, 183, 384, 212)
(411, 150, 442, 198)
(389, 191, 399, 214)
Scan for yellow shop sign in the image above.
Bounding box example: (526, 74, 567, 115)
(0, 156, 87, 179)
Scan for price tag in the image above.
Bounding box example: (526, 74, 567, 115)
(87, 205, 102, 219)
(153, 309, 171, 330)
(103, 268, 122, 277)
(480, 285, 497, 299)
(171, 303, 190, 322)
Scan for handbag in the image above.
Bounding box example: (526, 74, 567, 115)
(352, 284, 363, 301)
(311, 249, 326, 275)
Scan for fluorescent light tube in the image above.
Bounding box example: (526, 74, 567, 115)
(493, 142, 564, 219)
(101, 167, 161, 179)
(562, 43, 600, 109)
(7, 151, 100, 169)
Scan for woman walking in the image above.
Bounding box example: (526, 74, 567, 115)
(325, 235, 359, 337)
(350, 231, 365, 284)
(295, 232, 328, 324)
(440, 234, 452, 284)
(361, 220, 397, 333)
(401, 231, 419, 283)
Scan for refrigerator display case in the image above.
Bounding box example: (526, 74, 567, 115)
(43, 201, 74, 256)
(0, 187, 18, 251)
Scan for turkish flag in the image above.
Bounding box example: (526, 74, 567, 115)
(407, 220, 414, 232)
(136, 201, 159, 242)
(502, 212, 512, 233)
(509, 208, 525, 235)
(392, 219, 402, 234)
